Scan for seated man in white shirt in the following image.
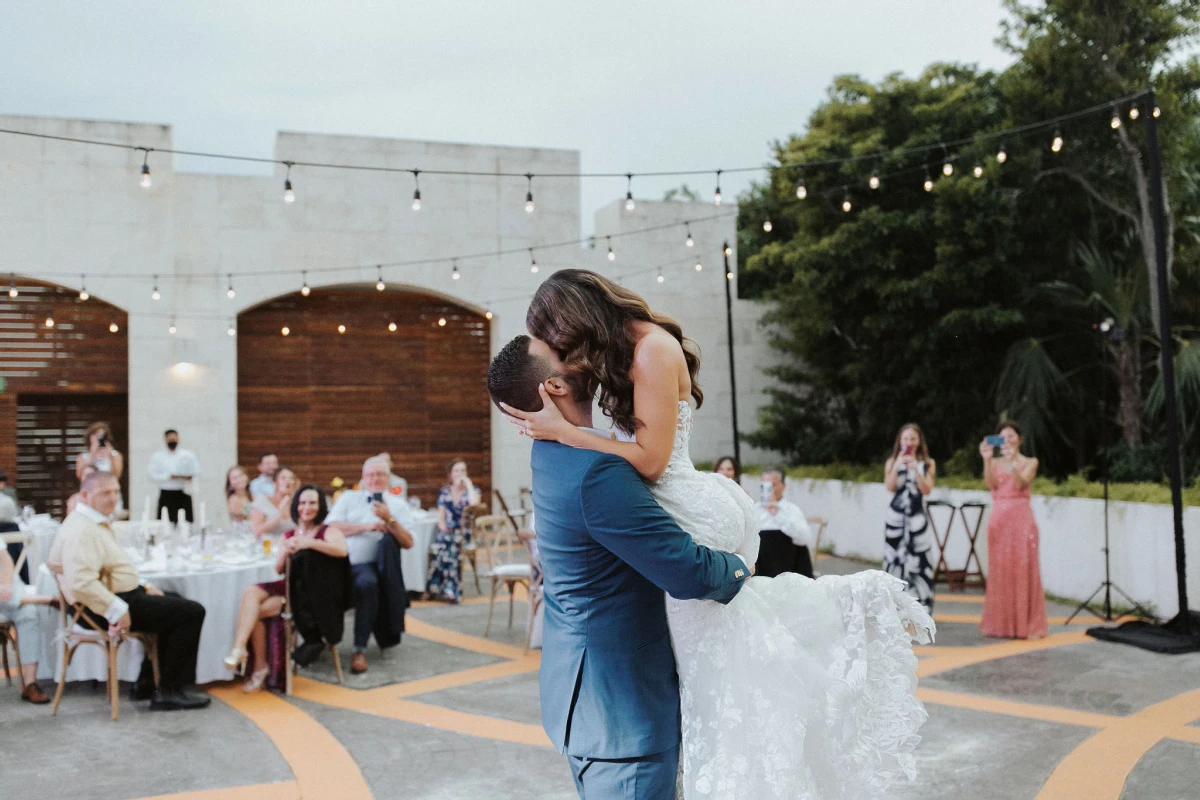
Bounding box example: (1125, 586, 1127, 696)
(755, 467, 815, 579)
(324, 457, 414, 674)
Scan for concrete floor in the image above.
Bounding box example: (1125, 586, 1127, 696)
(2, 556, 1198, 800)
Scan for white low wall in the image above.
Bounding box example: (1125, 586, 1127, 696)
(746, 477, 1199, 619)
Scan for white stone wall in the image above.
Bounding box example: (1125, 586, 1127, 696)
(0, 114, 781, 519)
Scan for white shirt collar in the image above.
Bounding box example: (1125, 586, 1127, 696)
(76, 502, 113, 526)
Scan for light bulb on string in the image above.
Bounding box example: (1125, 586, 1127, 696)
(1153, 106, 1161, 118)
(524, 174, 535, 213)
(44, 315, 54, 328)
(281, 326, 290, 337)
(300, 272, 311, 296)
(625, 174, 635, 211)
(151, 276, 161, 301)
(973, 162, 984, 178)
(1111, 107, 1122, 129)
(841, 191, 852, 213)
(283, 162, 295, 203)
(724, 242, 732, 257)
(7, 273, 16, 298)
(1051, 129, 1064, 153)
(996, 143, 1008, 164)
(484, 307, 493, 321)
(713, 170, 722, 206)
(726, 270, 733, 281)
(869, 171, 880, 190)
(762, 218, 773, 233)
(451, 260, 461, 281)
(227, 321, 237, 337)
(1129, 106, 1140, 120)
(168, 319, 177, 335)
(376, 266, 386, 292)
(139, 149, 152, 189)
(529, 249, 539, 274)
(923, 168, 934, 193)
(685, 224, 694, 247)
(411, 170, 422, 211)
(226, 274, 236, 299)
(942, 159, 954, 177)
(607, 237, 616, 262)
(796, 177, 807, 200)
(388, 321, 398, 332)
(109, 322, 119, 334)
(656, 269, 664, 284)
(694, 260, 703, 272)
(437, 317, 447, 327)
(79, 275, 89, 301)
(338, 323, 346, 334)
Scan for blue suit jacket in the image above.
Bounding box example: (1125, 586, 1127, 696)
(532, 440, 747, 759)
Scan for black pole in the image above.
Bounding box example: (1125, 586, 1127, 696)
(1144, 89, 1191, 633)
(1101, 328, 1112, 619)
(723, 241, 741, 463)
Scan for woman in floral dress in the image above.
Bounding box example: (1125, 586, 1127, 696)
(423, 460, 480, 602)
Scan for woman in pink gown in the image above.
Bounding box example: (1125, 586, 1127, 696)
(979, 422, 1048, 639)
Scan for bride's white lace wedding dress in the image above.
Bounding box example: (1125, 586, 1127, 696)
(650, 403, 935, 799)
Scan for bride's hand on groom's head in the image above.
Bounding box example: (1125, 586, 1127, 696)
(500, 384, 570, 442)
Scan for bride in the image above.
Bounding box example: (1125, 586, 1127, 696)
(501, 269, 935, 799)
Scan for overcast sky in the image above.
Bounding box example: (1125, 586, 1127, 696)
(1, 1, 1015, 231)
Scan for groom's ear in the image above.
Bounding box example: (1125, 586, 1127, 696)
(542, 375, 572, 397)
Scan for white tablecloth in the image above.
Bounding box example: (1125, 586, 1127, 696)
(36, 557, 280, 685)
(13, 516, 59, 577)
(402, 511, 438, 592)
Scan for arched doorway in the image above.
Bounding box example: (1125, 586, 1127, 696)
(0, 276, 129, 517)
(236, 285, 491, 506)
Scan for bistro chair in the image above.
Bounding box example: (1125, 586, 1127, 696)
(519, 531, 543, 655)
(474, 515, 533, 638)
(492, 489, 531, 532)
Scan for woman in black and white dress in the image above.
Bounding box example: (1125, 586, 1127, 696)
(883, 423, 937, 612)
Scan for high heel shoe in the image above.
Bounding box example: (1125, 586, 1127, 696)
(242, 665, 270, 693)
(223, 647, 248, 675)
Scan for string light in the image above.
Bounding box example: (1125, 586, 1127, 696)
(151, 276, 161, 301)
(724, 243, 732, 257)
(657, 269, 664, 283)
(227, 321, 236, 336)
(300, 271, 311, 296)
(525, 174, 535, 213)
(1128, 106, 1140, 121)
(842, 191, 852, 213)
(625, 174, 635, 211)
(376, 266, 385, 292)
(484, 306, 494, 320)
(79, 275, 89, 301)
(283, 162, 295, 203)
(529, 249, 538, 274)
(795, 177, 807, 200)
(973, 162, 984, 178)
(1111, 107, 1122, 129)
(139, 149, 152, 189)
(338, 323, 346, 334)
(7, 274, 15, 298)
(869, 171, 880, 190)
(762, 218, 772, 233)
(281, 326, 290, 336)
(607, 236, 616, 261)
(1051, 129, 1064, 153)
(726, 270, 733, 281)
(694, 259, 703, 272)
(451, 260, 461, 281)
(168, 319, 177, 335)
(714, 170, 722, 206)
(411, 170, 421, 211)
(996, 143, 1008, 164)
(1153, 106, 1161, 118)
(388, 320, 398, 332)
(942, 159, 954, 177)
(437, 317, 446, 327)
(685, 224, 694, 247)
(44, 314, 54, 328)
(109, 322, 119, 333)
(226, 274, 236, 299)
(923, 168, 934, 193)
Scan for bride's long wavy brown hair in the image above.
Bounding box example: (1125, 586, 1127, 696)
(526, 269, 702, 434)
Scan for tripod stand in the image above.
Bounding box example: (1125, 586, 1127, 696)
(1066, 320, 1156, 624)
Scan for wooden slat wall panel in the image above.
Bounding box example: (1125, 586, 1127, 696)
(237, 288, 491, 506)
(0, 394, 15, 482)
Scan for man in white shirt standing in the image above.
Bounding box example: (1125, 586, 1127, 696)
(325, 456, 414, 674)
(755, 467, 815, 579)
(147, 429, 201, 524)
(249, 453, 278, 500)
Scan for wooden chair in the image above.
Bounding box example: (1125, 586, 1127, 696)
(492, 489, 531, 532)
(474, 515, 533, 637)
(519, 532, 543, 655)
(806, 516, 828, 576)
(49, 575, 159, 721)
(282, 556, 343, 696)
(459, 502, 489, 595)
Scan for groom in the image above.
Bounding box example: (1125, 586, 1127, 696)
(488, 335, 748, 799)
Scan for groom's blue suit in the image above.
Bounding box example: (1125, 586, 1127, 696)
(532, 440, 747, 799)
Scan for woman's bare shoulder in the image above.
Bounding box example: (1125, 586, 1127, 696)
(631, 324, 685, 364)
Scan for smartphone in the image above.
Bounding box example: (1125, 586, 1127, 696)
(370, 492, 384, 503)
(98, 432, 107, 446)
(901, 444, 914, 457)
(985, 435, 1005, 448)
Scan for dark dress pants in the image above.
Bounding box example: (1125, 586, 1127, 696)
(81, 587, 205, 691)
(157, 489, 194, 523)
(351, 563, 378, 651)
(755, 530, 815, 579)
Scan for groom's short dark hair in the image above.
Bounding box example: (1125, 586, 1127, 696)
(488, 335, 557, 413)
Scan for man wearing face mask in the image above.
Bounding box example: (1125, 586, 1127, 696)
(148, 429, 201, 524)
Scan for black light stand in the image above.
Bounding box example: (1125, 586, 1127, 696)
(1065, 319, 1156, 624)
(723, 240, 741, 463)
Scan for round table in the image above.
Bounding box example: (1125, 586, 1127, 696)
(36, 556, 279, 685)
(401, 510, 438, 592)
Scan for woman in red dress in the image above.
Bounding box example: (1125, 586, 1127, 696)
(979, 422, 1048, 639)
(223, 484, 347, 691)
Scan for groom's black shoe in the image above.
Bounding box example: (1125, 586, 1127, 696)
(150, 689, 211, 711)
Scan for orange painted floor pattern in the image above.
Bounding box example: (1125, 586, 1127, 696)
(126, 593, 1199, 800)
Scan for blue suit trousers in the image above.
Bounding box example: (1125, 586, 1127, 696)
(567, 745, 678, 800)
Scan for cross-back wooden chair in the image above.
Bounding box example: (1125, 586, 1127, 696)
(459, 502, 489, 594)
(282, 554, 344, 696)
(518, 531, 543, 654)
(492, 489, 530, 532)
(48, 572, 159, 721)
(1, 531, 33, 690)
(474, 515, 533, 637)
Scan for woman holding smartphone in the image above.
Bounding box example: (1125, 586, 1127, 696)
(979, 422, 1047, 639)
(883, 423, 936, 612)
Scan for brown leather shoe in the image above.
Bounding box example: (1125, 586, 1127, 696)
(21, 682, 50, 704)
(350, 652, 368, 674)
